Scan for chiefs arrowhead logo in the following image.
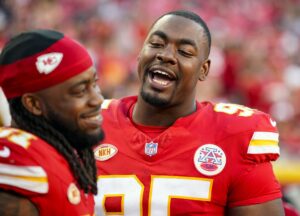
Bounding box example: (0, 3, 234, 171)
(36, 52, 63, 74)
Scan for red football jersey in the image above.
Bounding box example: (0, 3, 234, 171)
(0, 127, 95, 216)
(95, 96, 282, 216)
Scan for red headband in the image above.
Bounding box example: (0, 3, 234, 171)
(0, 36, 93, 99)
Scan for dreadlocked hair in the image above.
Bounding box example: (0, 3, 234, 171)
(8, 97, 98, 195)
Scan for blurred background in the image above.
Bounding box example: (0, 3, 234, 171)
(0, 0, 299, 211)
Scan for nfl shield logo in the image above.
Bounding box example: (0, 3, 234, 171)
(145, 141, 158, 156)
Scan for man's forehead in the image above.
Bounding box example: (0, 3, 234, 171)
(40, 66, 96, 92)
(147, 14, 210, 58)
(148, 14, 205, 41)
(149, 15, 205, 38)
(147, 15, 205, 46)
(64, 67, 97, 86)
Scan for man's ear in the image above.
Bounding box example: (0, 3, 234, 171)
(21, 94, 43, 116)
(199, 59, 211, 81)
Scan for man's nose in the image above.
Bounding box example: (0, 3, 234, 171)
(156, 45, 177, 65)
(89, 86, 104, 107)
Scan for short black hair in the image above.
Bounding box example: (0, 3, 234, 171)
(154, 10, 211, 56)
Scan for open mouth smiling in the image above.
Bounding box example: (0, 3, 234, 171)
(147, 66, 177, 89)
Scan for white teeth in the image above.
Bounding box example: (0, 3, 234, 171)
(153, 77, 168, 85)
(153, 70, 171, 78)
(87, 115, 101, 120)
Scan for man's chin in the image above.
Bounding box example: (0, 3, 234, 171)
(141, 90, 169, 107)
(86, 127, 104, 136)
(73, 131, 105, 150)
(44, 107, 104, 150)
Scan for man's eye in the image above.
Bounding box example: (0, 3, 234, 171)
(150, 42, 163, 48)
(179, 50, 193, 57)
(72, 88, 86, 96)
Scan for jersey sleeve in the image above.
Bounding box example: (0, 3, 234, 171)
(0, 128, 49, 196)
(227, 113, 282, 207)
(228, 160, 282, 207)
(246, 113, 280, 162)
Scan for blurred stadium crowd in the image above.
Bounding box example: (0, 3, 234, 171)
(0, 0, 300, 210)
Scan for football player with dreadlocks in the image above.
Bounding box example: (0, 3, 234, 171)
(0, 29, 104, 216)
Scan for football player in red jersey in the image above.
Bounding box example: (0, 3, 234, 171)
(94, 10, 285, 215)
(0, 29, 104, 215)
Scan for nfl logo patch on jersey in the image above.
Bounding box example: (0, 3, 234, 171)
(145, 141, 158, 156)
(194, 144, 226, 176)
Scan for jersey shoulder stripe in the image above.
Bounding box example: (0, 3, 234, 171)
(247, 131, 279, 154)
(0, 162, 48, 193)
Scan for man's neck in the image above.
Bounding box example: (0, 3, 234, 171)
(132, 97, 197, 127)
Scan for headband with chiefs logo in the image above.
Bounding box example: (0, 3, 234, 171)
(0, 29, 93, 99)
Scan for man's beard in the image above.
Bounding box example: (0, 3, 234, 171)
(141, 87, 169, 107)
(46, 108, 104, 151)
